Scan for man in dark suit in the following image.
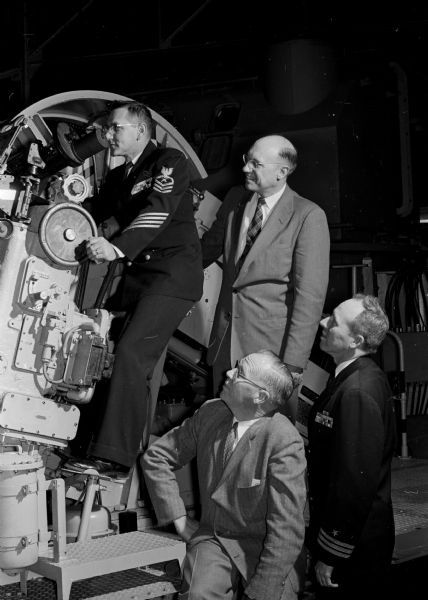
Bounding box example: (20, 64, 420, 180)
(69, 101, 203, 473)
(142, 350, 307, 600)
(200, 135, 330, 417)
(306, 294, 396, 600)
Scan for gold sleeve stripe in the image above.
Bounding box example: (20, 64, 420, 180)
(317, 528, 354, 558)
(123, 212, 169, 232)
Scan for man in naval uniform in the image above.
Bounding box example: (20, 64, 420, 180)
(306, 294, 396, 600)
(71, 101, 203, 473)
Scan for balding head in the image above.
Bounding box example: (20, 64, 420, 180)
(243, 135, 298, 197)
(253, 136, 297, 173)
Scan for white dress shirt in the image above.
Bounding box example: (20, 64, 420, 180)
(231, 417, 260, 450)
(236, 184, 287, 262)
(335, 357, 359, 377)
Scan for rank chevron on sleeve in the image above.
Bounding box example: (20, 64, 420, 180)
(124, 212, 169, 231)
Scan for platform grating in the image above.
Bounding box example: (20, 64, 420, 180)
(2, 459, 428, 596)
(58, 531, 183, 563)
(0, 564, 181, 600)
(392, 458, 428, 535)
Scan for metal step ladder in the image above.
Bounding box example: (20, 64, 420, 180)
(25, 531, 185, 600)
(18, 472, 185, 600)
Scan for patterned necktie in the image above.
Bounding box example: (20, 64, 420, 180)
(236, 196, 265, 271)
(223, 421, 238, 468)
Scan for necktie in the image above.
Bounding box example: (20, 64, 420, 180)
(236, 196, 265, 271)
(123, 161, 133, 180)
(317, 373, 335, 403)
(223, 422, 238, 468)
(325, 373, 335, 392)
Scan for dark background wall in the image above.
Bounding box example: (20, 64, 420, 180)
(1, 0, 428, 275)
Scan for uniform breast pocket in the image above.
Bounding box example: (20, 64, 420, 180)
(237, 477, 267, 522)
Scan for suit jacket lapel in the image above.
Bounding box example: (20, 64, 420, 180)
(217, 418, 266, 483)
(214, 416, 235, 480)
(315, 357, 371, 413)
(225, 192, 251, 272)
(333, 356, 371, 388)
(234, 186, 295, 280)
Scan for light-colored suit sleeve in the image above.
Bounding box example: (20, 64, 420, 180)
(143, 403, 307, 600)
(282, 205, 330, 369)
(142, 412, 199, 526)
(200, 196, 229, 269)
(201, 186, 245, 269)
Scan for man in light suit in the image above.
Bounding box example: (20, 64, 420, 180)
(201, 135, 330, 415)
(142, 350, 307, 600)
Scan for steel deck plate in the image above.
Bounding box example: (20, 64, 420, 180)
(0, 565, 180, 600)
(392, 457, 428, 535)
(392, 457, 428, 563)
(27, 530, 185, 600)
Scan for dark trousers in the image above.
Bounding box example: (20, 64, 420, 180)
(210, 324, 232, 397)
(89, 293, 194, 467)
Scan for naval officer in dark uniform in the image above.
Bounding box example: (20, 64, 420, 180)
(306, 294, 396, 600)
(72, 101, 203, 473)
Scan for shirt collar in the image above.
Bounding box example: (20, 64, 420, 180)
(260, 183, 287, 210)
(130, 150, 144, 165)
(335, 357, 359, 377)
(232, 416, 260, 427)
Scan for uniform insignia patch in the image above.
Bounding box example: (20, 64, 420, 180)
(315, 411, 333, 428)
(153, 166, 174, 193)
(131, 178, 152, 195)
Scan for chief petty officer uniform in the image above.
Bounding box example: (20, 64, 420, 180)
(306, 356, 396, 599)
(82, 140, 203, 468)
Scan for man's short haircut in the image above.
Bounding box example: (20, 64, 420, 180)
(278, 139, 298, 174)
(109, 101, 154, 138)
(252, 349, 294, 408)
(350, 294, 389, 353)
